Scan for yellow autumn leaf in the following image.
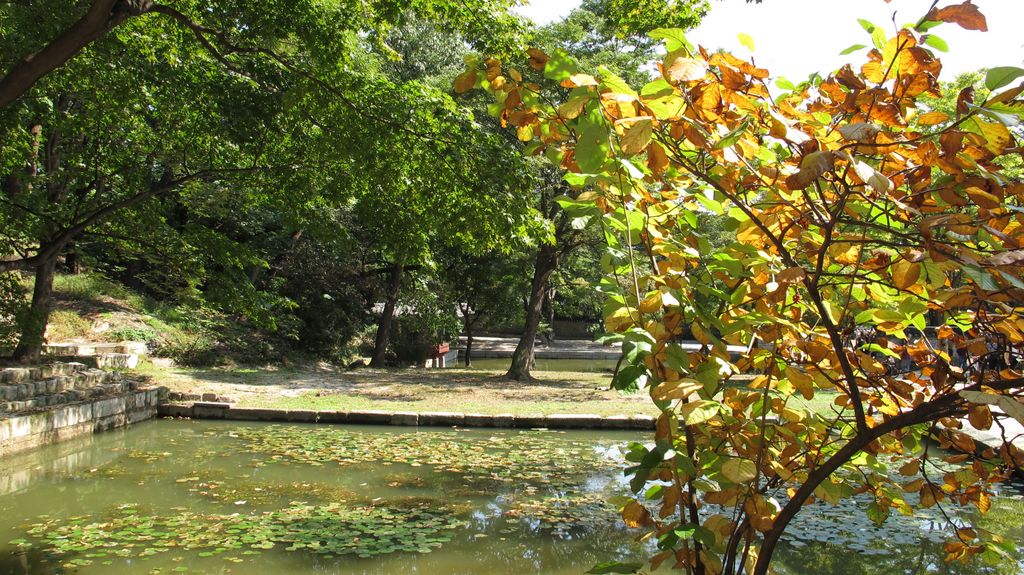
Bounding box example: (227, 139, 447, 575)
(785, 366, 814, 400)
(891, 260, 922, 290)
(620, 118, 653, 156)
(722, 458, 758, 483)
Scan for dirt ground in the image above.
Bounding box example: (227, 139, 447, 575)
(141, 363, 657, 416)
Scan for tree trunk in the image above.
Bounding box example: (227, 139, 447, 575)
(543, 286, 556, 342)
(370, 262, 403, 368)
(64, 241, 81, 274)
(463, 314, 474, 368)
(12, 256, 57, 361)
(506, 244, 558, 381)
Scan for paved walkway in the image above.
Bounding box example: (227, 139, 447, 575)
(457, 336, 746, 359)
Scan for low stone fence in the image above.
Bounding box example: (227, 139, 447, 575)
(160, 402, 656, 431)
(0, 388, 163, 457)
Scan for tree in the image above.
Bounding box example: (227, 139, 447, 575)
(439, 248, 529, 366)
(461, 0, 709, 380)
(0, 0, 528, 360)
(0, 0, 525, 109)
(471, 2, 1024, 573)
(348, 19, 536, 367)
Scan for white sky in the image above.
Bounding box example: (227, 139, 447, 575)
(514, 0, 1024, 81)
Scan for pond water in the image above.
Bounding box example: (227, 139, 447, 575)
(0, 420, 1021, 575)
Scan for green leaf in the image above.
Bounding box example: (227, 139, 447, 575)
(713, 119, 750, 150)
(923, 34, 948, 52)
(839, 43, 867, 55)
(775, 77, 797, 91)
(599, 66, 638, 99)
(648, 28, 693, 53)
(575, 121, 610, 173)
(985, 66, 1024, 92)
(737, 33, 755, 51)
(587, 562, 643, 574)
(543, 49, 577, 82)
(679, 400, 721, 425)
(612, 365, 648, 393)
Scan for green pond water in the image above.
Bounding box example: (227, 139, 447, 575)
(0, 420, 1021, 575)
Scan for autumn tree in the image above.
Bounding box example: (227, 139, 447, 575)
(469, 2, 1024, 574)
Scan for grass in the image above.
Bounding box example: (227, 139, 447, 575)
(44, 310, 92, 342)
(141, 363, 660, 416)
(141, 362, 846, 419)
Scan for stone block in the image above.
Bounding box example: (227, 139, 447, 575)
(601, 415, 636, 430)
(513, 414, 550, 429)
(418, 412, 465, 427)
(462, 413, 514, 428)
(129, 407, 156, 424)
(346, 410, 392, 425)
(192, 402, 230, 419)
(201, 393, 218, 402)
(223, 407, 273, 421)
(630, 415, 657, 430)
(316, 410, 349, 424)
(544, 414, 606, 429)
(157, 404, 193, 418)
(390, 412, 419, 426)
(0, 368, 28, 384)
(93, 397, 126, 418)
(52, 403, 93, 429)
(0, 386, 15, 401)
(285, 409, 318, 423)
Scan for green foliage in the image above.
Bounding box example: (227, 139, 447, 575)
(0, 272, 26, 353)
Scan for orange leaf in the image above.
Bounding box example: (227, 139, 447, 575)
(927, 1, 988, 31)
(454, 70, 478, 93)
(666, 57, 708, 84)
(526, 47, 549, 71)
(917, 111, 950, 125)
(892, 260, 922, 289)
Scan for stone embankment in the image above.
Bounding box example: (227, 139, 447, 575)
(0, 362, 164, 457)
(159, 401, 657, 431)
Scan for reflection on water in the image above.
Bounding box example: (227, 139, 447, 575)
(0, 420, 1021, 574)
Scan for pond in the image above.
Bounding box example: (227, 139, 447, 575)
(0, 420, 1021, 575)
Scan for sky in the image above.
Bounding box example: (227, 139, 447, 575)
(513, 0, 1024, 82)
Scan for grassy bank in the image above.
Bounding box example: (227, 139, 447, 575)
(140, 363, 843, 419)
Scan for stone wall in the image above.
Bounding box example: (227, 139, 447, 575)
(0, 388, 162, 457)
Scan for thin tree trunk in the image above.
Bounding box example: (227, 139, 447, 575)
(12, 256, 57, 361)
(464, 331, 474, 367)
(370, 262, 403, 368)
(506, 244, 558, 381)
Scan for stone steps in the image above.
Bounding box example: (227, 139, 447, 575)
(0, 363, 139, 417)
(44, 342, 145, 369)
